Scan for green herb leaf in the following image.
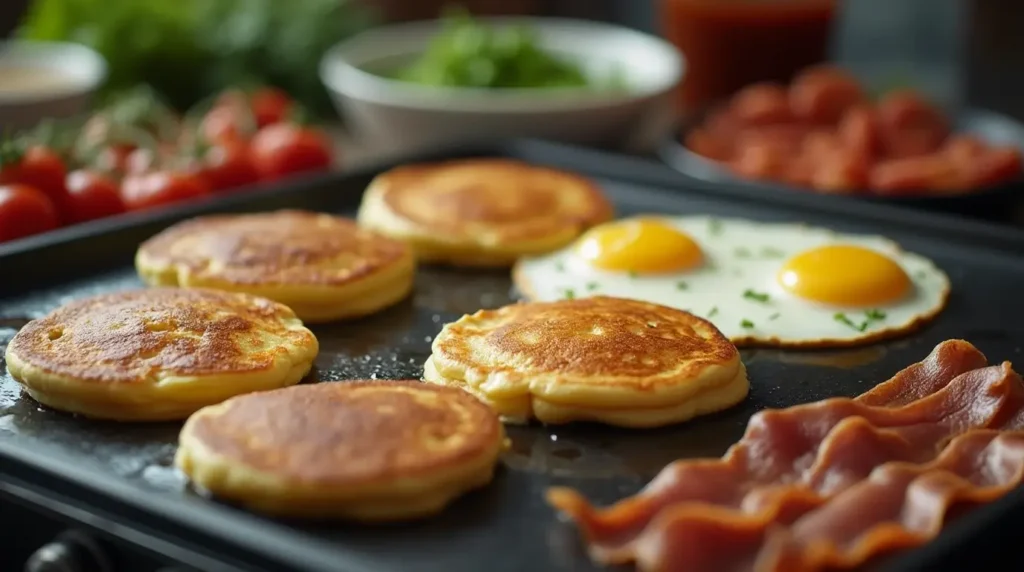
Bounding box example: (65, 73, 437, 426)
(708, 218, 723, 236)
(760, 246, 785, 258)
(834, 313, 867, 332)
(585, 281, 600, 291)
(708, 306, 719, 317)
(675, 281, 689, 290)
(740, 319, 755, 329)
(562, 288, 576, 300)
(627, 270, 638, 278)
(743, 289, 770, 303)
(865, 309, 887, 321)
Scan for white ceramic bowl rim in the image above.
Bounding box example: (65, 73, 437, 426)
(0, 40, 108, 105)
(319, 17, 685, 114)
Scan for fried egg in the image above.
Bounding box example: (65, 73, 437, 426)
(511, 216, 950, 347)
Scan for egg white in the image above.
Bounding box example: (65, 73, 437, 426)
(512, 215, 950, 347)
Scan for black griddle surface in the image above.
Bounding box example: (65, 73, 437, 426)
(1, 144, 1023, 572)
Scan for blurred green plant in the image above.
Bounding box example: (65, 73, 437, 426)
(393, 8, 624, 91)
(18, 0, 377, 117)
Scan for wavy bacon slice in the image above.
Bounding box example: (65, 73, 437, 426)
(628, 430, 1024, 572)
(546, 340, 1024, 570)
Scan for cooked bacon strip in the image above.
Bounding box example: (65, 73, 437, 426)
(546, 340, 998, 560)
(546, 341, 1024, 571)
(753, 429, 1024, 572)
(628, 429, 1024, 572)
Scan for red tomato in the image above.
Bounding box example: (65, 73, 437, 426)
(121, 171, 211, 211)
(0, 145, 68, 203)
(730, 83, 793, 126)
(250, 87, 292, 128)
(62, 170, 125, 224)
(200, 104, 253, 145)
(0, 184, 59, 243)
(200, 142, 261, 192)
(789, 66, 866, 124)
(249, 124, 333, 181)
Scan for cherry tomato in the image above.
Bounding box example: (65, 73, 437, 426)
(0, 184, 59, 243)
(250, 87, 292, 128)
(121, 171, 211, 211)
(0, 145, 68, 203)
(730, 83, 793, 126)
(62, 170, 125, 224)
(249, 124, 333, 181)
(789, 66, 866, 124)
(200, 142, 261, 192)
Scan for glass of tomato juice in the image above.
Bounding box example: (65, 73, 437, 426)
(661, 0, 840, 114)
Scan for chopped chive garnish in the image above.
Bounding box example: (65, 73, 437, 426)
(676, 281, 689, 290)
(743, 289, 770, 303)
(627, 270, 638, 278)
(563, 288, 576, 300)
(768, 312, 780, 321)
(734, 247, 752, 258)
(586, 281, 600, 291)
(834, 312, 867, 332)
(865, 309, 887, 321)
(760, 246, 785, 258)
(709, 218, 723, 235)
(740, 319, 755, 329)
(708, 306, 719, 317)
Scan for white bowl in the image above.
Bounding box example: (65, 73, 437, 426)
(320, 17, 684, 154)
(0, 40, 107, 132)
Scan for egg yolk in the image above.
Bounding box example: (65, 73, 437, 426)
(574, 218, 703, 274)
(777, 245, 911, 306)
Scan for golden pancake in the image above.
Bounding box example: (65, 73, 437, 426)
(176, 381, 508, 520)
(3, 288, 318, 421)
(356, 159, 614, 267)
(135, 210, 415, 323)
(424, 296, 748, 427)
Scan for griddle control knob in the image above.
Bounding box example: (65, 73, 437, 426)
(24, 531, 112, 572)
